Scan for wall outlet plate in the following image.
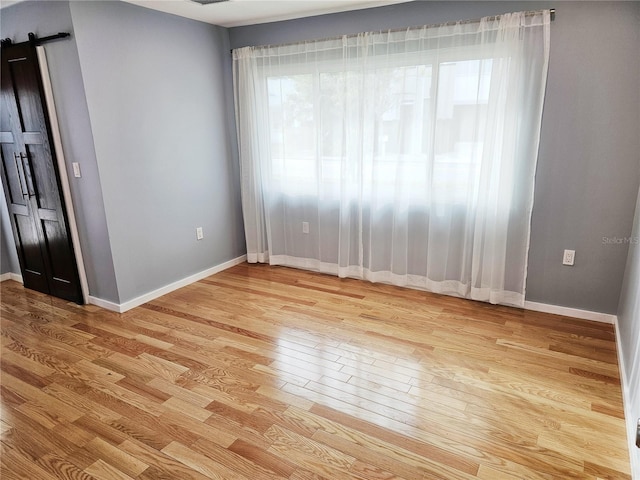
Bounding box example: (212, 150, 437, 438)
(562, 249, 575, 266)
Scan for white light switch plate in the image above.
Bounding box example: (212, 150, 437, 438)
(72, 162, 81, 178)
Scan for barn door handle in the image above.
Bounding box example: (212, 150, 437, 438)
(13, 152, 29, 197)
(18, 152, 35, 198)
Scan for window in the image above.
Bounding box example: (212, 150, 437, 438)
(265, 53, 493, 206)
(233, 11, 551, 307)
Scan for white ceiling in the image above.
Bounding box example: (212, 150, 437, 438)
(120, 0, 414, 28)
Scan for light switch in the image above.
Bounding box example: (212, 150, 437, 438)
(72, 162, 81, 178)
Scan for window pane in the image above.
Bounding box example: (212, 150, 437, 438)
(265, 56, 493, 205)
(433, 59, 492, 204)
(268, 75, 316, 193)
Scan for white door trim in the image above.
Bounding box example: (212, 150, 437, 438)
(36, 46, 89, 304)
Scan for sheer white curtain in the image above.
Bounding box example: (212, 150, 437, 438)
(233, 11, 550, 307)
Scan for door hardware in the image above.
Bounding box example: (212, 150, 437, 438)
(18, 152, 35, 197)
(13, 152, 28, 197)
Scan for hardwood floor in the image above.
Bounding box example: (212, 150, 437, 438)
(0, 263, 631, 479)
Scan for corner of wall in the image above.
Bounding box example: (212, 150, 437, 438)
(614, 315, 640, 479)
(615, 184, 640, 479)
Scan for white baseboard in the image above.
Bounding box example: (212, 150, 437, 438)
(523, 300, 616, 324)
(86, 295, 121, 312)
(2, 267, 617, 325)
(0, 272, 23, 283)
(88, 255, 246, 314)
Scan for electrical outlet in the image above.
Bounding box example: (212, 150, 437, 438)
(302, 222, 309, 234)
(196, 227, 204, 240)
(562, 249, 575, 266)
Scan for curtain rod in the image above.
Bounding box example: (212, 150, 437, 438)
(230, 9, 555, 55)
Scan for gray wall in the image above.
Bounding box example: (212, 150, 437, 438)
(69, 1, 245, 304)
(617, 185, 640, 476)
(0, 187, 19, 275)
(0, 0, 119, 302)
(230, 1, 640, 314)
(527, 2, 640, 314)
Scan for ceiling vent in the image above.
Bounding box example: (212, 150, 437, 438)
(190, 0, 230, 4)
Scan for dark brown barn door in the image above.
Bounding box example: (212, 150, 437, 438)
(0, 43, 83, 303)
